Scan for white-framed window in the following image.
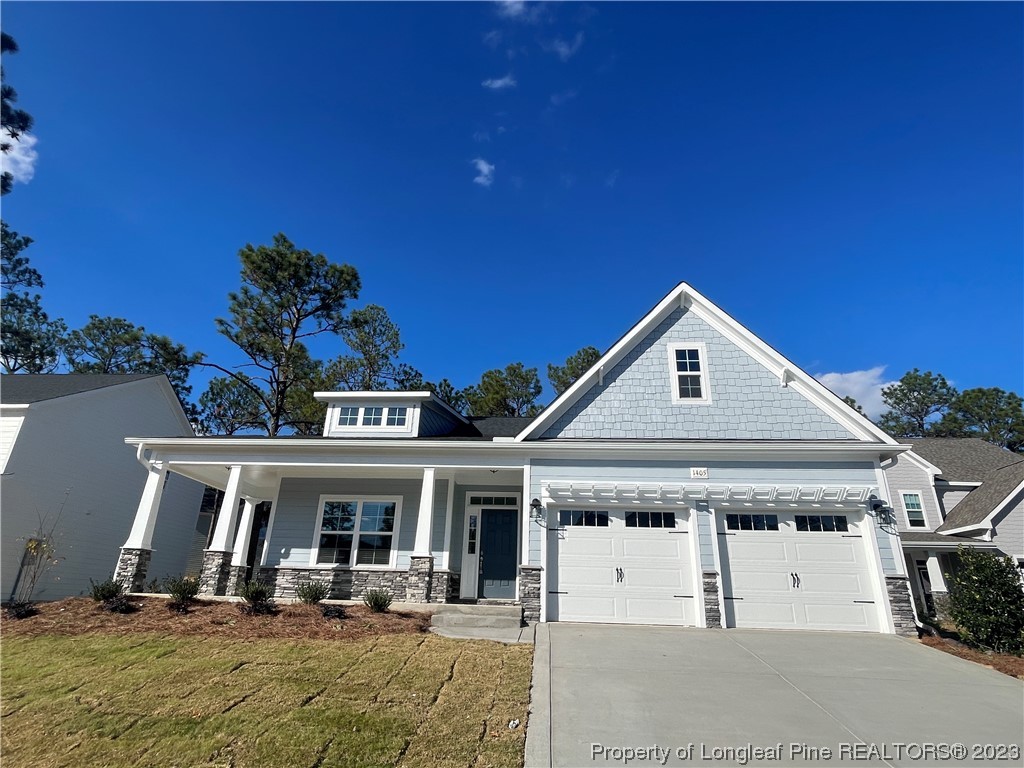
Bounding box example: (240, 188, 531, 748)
(901, 492, 927, 528)
(311, 496, 401, 567)
(337, 406, 359, 426)
(362, 406, 384, 426)
(667, 342, 710, 404)
(386, 406, 408, 427)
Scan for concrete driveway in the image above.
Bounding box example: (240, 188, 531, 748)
(526, 624, 1023, 767)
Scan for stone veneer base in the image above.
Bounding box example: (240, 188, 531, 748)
(406, 556, 434, 603)
(518, 565, 542, 624)
(702, 571, 722, 629)
(114, 547, 152, 593)
(885, 575, 918, 637)
(199, 550, 234, 596)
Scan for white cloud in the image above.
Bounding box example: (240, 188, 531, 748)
(473, 130, 491, 143)
(815, 366, 897, 419)
(549, 89, 577, 107)
(483, 30, 502, 48)
(1, 132, 39, 186)
(482, 73, 517, 90)
(495, 1, 544, 23)
(544, 32, 584, 62)
(605, 169, 620, 188)
(472, 158, 495, 187)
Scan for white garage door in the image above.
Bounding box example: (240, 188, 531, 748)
(718, 510, 880, 632)
(548, 508, 695, 625)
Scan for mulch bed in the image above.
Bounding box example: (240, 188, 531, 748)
(1, 596, 431, 641)
(919, 634, 1024, 679)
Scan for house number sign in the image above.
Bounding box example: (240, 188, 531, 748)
(690, 467, 710, 479)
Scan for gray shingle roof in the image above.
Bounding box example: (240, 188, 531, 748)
(936, 460, 1024, 533)
(468, 416, 534, 438)
(0, 373, 161, 404)
(909, 438, 1021, 481)
(899, 531, 998, 546)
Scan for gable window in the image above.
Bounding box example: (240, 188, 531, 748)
(386, 407, 408, 427)
(338, 406, 359, 426)
(667, 343, 710, 404)
(315, 498, 399, 567)
(362, 407, 384, 426)
(901, 493, 926, 528)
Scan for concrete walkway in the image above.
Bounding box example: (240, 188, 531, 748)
(429, 625, 535, 644)
(526, 623, 1024, 767)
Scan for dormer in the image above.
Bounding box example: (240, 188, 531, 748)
(315, 391, 468, 438)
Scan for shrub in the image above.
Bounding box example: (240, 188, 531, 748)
(296, 581, 330, 605)
(89, 577, 123, 603)
(946, 546, 1024, 655)
(103, 594, 137, 614)
(144, 577, 161, 593)
(165, 575, 200, 613)
(321, 604, 346, 620)
(362, 588, 392, 613)
(238, 580, 276, 615)
(4, 600, 37, 619)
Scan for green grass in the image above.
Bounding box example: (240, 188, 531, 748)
(1, 634, 533, 768)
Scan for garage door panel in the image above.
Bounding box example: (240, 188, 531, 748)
(559, 565, 614, 589)
(555, 595, 616, 623)
(725, 539, 789, 562)
(802, 603, 875, 631)
(726, 570, 792, 594)
(799, 572, 872, 597)
(727, 600, 798, 628)
(623, 597, 692, 624)
(792, 540, 862, 565)
(623, 566, 688, 589)
(560, 535, 614, 557)
(621, 537, 683, 558)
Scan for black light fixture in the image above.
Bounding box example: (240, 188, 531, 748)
(529, 498, 544, 520)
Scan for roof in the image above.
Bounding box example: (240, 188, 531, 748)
(936, 460, 1024, 533)
(899, 531, 998, 547)
(909, 438, 1022, 482)
(0, 373, 162, 404)
(468, 416, 534, 438)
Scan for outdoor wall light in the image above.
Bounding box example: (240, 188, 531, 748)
(529, 498, 544, 521)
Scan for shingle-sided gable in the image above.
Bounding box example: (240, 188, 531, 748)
(540, 305, 858, 440)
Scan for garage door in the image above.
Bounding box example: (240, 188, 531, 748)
(548, 508, 695, 625)
(718, 511, 880, 632)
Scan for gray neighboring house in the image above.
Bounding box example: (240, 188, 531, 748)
(882, 437, 1024, 616)
(0, 374, 205, 600)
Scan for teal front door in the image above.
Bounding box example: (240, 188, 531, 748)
(479, 509, 517, 599)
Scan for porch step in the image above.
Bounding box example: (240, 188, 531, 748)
(431, 603, 523, 629)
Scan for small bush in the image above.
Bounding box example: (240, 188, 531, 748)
(103, 594, 137, 614)
(946, 546, 1024, 655)
(296, 581, 330, 605)
(362, 588, 392, 613)
(238, 580, 276, 615)
(165, 575, 200, 613)
(4, 600, 37, 619)
(144, 577, 161, 593)
(89, 577, 123, 603)
(321, 604, 346, 620)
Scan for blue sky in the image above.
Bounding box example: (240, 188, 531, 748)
(3, 1, 1021, 416)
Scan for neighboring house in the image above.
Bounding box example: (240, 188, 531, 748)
(1, 374, 205, 600)
(882, 437, 1024, 616)
(115, 283, 921, 635)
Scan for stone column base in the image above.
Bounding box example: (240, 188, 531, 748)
(518, 565, 542, 624)
(406, 556, 434, 603)
(199, 550, 234, 596)
(430, 570, 461, 603)
(114, 547, 152, 593)
(702, 571, 722, 629)
(228, 565, 248, 596)
(885, 575, 918, 636)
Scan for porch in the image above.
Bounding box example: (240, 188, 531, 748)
(901, 532, 1000, 619)
(113, 455, 540, 622)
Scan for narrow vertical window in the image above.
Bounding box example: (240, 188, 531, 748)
(668, 343, 710, 403)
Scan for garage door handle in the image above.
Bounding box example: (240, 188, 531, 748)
(791, 572, 801, 588)
(615, 567, 624, 583)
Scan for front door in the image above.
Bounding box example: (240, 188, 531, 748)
(479, 509, 517, 599)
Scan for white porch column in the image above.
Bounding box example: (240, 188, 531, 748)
(925, 551, 949, 593)
(209, 465, 243, 552)
(231, 498, 258, 568)
(413, 467, 436, 556)
(123, 463, 167, 550)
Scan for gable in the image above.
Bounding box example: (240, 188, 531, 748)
(538, 304, 859, 441)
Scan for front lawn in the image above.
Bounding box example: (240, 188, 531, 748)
(1, 604, 533, 767)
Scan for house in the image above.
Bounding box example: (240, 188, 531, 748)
(882, 437, 1024, 616)
(115, 283, 921, 634)
(1, 374, 205, 600)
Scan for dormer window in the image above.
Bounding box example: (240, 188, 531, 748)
(667, 342, 710, 404)
(362, 407, 384, 426)
(386, 407, 408, 427)
(338, 406, 359, 426)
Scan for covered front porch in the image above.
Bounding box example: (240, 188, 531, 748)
(113, 439, 540, 621)
(900, 532, 1000, 619)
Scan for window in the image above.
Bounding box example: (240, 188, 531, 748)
(726, 513, 779, 531)
(469, 496, 519, 506)
(668, 343, 710, 403)
(386, 406, 408, 427)
(315, 498, 398, 566)
(338, 406, 359, 426)
(362, 407, 384, 426)
(794, 515, 849, 532)
(902, 493, 926, 528)
(558, 509, 610, 527)
(626, 511, 676, 528)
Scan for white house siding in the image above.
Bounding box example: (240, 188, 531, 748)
(882, 454, 942, 531)
(0, 411, 26, 473)
(991, 489, 1024, 562)
(0, 380, 203, 600)
(528, 458, 882, 568)
(541, 306, 857, 440)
